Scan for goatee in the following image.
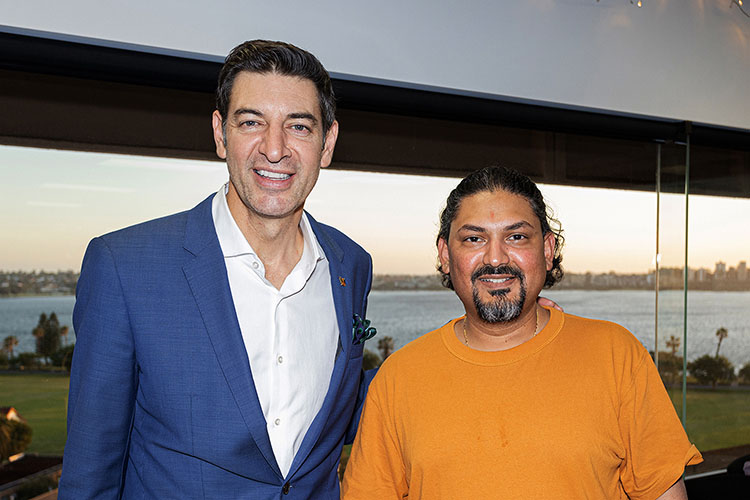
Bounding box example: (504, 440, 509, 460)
(471, 264, 527, 323)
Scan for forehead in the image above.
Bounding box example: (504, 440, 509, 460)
(451, 189, 540, 232)
(228, 71, 320, 118)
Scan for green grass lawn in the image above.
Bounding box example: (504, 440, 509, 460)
(0, 374, 748, 458)
(668, 387, 750, 451)
(0, 373, 69, 456)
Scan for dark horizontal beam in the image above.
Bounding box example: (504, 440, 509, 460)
(1, 26, 748, 151)
(0, 26, 220, 92)
(333, 78, 688, 145)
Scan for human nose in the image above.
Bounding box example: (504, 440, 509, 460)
(258, 125, 291, 163)
(484, 239, 509, 267)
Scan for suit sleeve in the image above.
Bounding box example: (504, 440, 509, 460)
(58, 237, 138, 499)
(345, 252, 376, 444)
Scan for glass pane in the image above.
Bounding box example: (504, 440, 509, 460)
(654, 142, 688, 403)
(0, 145, 228, 458)
(684, 144, 750, 475)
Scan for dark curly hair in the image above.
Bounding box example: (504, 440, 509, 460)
(216, 40, 336, 138)
(436, 166, 564, 290)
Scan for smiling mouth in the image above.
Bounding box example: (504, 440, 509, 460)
(254, 169, 292, 180)
(479, 277, 514, 284)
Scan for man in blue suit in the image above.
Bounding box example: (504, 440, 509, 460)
(59, 40, 373, 498)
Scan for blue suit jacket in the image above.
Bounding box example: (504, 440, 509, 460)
(59, 196, 373, 499)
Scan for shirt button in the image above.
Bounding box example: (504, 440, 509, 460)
(277, 355, 284, 364)
(252, 261, 259, 269)
(274, 418, 281, 426)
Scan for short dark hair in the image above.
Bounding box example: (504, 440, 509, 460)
(216, 40, 336, 137)
(436, 166, 564, 289)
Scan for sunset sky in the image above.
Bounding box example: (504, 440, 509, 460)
(2, 145, 748, 275)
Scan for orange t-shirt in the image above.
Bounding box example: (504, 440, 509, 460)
(342, 308, 702, 499)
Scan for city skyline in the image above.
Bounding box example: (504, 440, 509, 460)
(5, 262, 749, 298)
(2, 145, 749, 275)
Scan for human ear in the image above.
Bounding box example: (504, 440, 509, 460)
(543, 232, 555, 271)
(212, 110, 227, 160)
(437, 237, 451, 275)
(320, 120, 339, 168)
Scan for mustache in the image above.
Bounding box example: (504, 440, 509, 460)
(471, 264, 525, 283)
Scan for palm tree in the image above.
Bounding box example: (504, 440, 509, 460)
(666, 335, 680, 356)
(33, 312, 47, 354)
(715, 327, 728, 358)
(2, 336, 19, 359)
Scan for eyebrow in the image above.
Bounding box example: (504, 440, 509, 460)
(457, 221, 534, 233)
(233, 108, 263, 118)
(457, 224, 486, 233)
(504, 221, 534, 231)
(289, 112, 318, 124)
(232, 109, 318, 124)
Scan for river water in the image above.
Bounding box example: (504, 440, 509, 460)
(1, 290, 748, 368)
(366, 289, 750, 368)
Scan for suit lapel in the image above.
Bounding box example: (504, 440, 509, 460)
(288, 213, 353, 476)
(181, 196, 281, 478)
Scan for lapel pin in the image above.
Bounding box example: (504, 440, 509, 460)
(339, 276, 346, 287)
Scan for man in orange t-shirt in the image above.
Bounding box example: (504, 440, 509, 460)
(343, 166, 701, 499)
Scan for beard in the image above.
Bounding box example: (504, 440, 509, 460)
(471, 264, 527, 323)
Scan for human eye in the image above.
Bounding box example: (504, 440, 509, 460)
(289, 123, 312, 135)
(238, 119, 258, 129)
(463, 235, 483, 243)
(507, 233, 528, 243)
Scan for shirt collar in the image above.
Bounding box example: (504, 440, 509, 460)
(212, 183, 325, 264)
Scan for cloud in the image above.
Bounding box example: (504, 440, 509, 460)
(41, 183, 135, 194)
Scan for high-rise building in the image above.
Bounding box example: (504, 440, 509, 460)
(714, 261, 727, 277)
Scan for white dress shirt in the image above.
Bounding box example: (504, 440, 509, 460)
(212, 184, 338, 478)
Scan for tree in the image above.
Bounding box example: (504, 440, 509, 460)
(666, 335, 680, 356)
(362, 349, 382, 371)
(32, 313, 47, 359)
(16, 352, 40, 370)
(739, 363, 750, 385)
(32, 312, 65, 364)
(0, 416, 33, 462)
(688, 354, 735, 388)
(714, 327, 728, 358)
(377, 336, 395, 361)
(50, 344, 75, 372)
(656, 351, 683, 386)
(2, 335, 19, 359)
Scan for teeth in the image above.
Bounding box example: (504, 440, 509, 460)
(481, 278, 511, 283)
(255, 169, 291, 180)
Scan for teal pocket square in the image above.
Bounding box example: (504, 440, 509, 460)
(352, 313, 377, 345)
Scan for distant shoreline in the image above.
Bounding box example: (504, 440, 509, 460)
(4, 266, 750, 294)
(3, 287, 750, 298)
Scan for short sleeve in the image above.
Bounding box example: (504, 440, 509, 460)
(341, 372, 408, 500)
(618, 353, 702, 499)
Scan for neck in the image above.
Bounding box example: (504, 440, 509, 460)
(226, 189, 305, 290)
(460, 304, 550, 352)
